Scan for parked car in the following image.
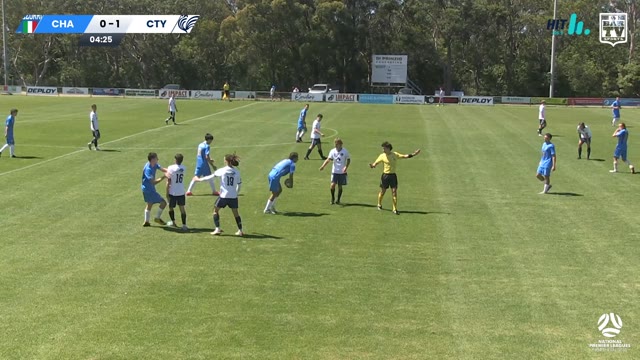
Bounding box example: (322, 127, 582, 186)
(397, 87, 413, 95)
(308, 84, 339, 94)
(162, 84, 182, 90)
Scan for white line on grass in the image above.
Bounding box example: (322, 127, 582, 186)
(0, 103, 258, 177)
(15, 127, 341, 151)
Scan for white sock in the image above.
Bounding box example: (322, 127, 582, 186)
(208, 179, 216, 192)
(264, 200, 273, 211)
(544, 184, 550, 193)
(0, 144, 8, 153)
(144, 209, 150, 223)
(9, 145, 14, 155)
(296, 131, 300, 140)
(156, 208, 164, 218)
(613, 162, 618, 171)
(271, 198, 277, 209)
(187, 180, 196, 192)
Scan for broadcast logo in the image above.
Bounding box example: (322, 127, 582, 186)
(177, 15, 200, 33)
(600, 13, 628, 47)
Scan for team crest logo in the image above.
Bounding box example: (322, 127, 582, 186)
(177, 15, 200, 33)
(599, 13, 628, 47)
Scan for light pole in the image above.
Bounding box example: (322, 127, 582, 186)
(1, 0, 8, 87)
(549, 0, 558, 98)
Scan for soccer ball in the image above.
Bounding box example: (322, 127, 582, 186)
(284, 178, 293, 188)
(167, 221, 174, 226)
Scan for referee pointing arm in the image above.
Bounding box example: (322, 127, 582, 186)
(369, 141, 420, 215)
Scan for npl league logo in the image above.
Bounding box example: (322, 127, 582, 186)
(547, 13, 590, 36)
(600, 13, 628, 47)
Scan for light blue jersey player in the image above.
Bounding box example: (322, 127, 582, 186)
(0, 108, 18, 158)
(141, 152, 168, 227)
(610, 123, 635, 173)
(264, 152, 299, 214)
(612, 97, 621, 126)
(295, 104, 309, 142)
(536, 133, 556, 194)
(186, 133, 219, 196)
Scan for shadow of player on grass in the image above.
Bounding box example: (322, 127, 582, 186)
(281, 211, 329, 217)
(160, 227, 212, 234)
(340, 203, 444, 215)
(10, 155, 43, 159)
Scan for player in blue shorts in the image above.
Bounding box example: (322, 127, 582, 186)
(264, 152, 299, 214)
(295, 104, 309, 142)
(186, 133, 219, 196)
(141, 152, 168, 226)
(611, 96, 621, 127)
(610, 123, 635, 173)
(0, 108, 18, 158)
(536, 133, 556, 194)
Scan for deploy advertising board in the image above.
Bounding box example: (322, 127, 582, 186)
(460, 96, 494, 105)
(26, 86, 57, 96)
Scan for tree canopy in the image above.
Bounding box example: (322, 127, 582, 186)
(2, 0, 638, 96)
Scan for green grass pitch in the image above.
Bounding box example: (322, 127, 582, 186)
(0, 97, 638, 359)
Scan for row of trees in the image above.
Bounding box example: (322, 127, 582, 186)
(3, 0, 640, 96)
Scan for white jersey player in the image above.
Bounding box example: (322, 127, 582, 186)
(166, 153, 188, 230)
(577, 122, 592, 160)
(320, 138, 351, 204)
(197, 154, 244, 236)
(304, 114, 326, 160)
(88, 104, 100, 150)
(165, 95, 177, 125)
(537, 100, 546, 136)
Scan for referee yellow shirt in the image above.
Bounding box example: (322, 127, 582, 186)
(374, 152, 404, 174)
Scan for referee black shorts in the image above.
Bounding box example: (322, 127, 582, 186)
(92, 130, 101, 139)
(380, 173, 398, 189)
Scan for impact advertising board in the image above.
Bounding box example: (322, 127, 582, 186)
(158, 89, 190, 99)
(326, 93, 358, 102)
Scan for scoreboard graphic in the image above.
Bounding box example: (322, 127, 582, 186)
(15, 14, 200, 47)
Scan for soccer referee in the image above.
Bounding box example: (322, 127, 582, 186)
(369, 141, 420, 215)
